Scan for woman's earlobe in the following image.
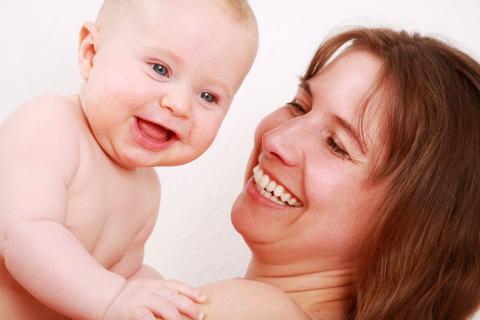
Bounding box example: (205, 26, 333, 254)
(78, 22, 99, 80)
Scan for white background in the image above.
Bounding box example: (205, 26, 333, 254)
(1, 1, 479, 316)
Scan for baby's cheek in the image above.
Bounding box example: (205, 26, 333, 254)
(194, 128, 219, 155)
(197, 112, 225, 143)
(92, 63, 147, 104)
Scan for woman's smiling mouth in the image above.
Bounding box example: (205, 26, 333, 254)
(252, 165, 303, 207)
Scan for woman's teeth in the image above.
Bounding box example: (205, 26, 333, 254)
(252, 165, 302, 207)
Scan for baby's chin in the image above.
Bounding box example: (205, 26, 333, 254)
(110, 147, 205, 169)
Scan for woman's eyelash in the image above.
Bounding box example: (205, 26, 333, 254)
(327, 137, 351, 160)
(287, 101, 307, 113)
(287, 100, 351, 161)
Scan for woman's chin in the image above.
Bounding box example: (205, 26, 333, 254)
(231, 191, 247, 232)
(231, 191, 259, 240)
(231, 190, 281, 245)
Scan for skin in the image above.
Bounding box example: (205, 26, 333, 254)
(0, 0, 257, 319)
(192, 49, 387, 319)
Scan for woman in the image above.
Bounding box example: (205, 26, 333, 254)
(194, 27, 480, 320)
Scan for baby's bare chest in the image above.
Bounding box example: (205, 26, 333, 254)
(65, 147, 159, 269)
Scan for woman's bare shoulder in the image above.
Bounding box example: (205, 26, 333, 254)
(196, 278, 311, 320)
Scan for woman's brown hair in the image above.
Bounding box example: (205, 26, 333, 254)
(303, 28, 480, 319)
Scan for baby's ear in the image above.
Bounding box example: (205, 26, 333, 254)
(78, 22, 99, 80)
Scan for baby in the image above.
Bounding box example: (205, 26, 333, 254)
(0, 0, 258, 319)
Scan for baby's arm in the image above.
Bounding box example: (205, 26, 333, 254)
(130, 264, 164, 280)
(0, 97, 204, 320)
(0, 97, 125, 319)
(4, 222, 126, 319)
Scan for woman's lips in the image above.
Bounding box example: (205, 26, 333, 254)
(132, 117, 178, 152)
(245, 177, 289, 209)
(252, 165, 303, 207)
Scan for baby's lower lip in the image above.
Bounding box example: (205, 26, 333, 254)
(132, 117, 178, 152)
(137, 118, 171, 142)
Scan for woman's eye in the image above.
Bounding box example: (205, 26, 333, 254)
(200, 92, 216, 103)
(327, 137, 351, 161)
(152, 63, 170, 77)
(287, 100, 308, 115)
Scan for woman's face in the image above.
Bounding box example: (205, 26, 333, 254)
(232, 49, 387, 268)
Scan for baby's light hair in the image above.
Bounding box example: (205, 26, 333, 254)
(216, 0, 256, 23)
(96, 0, 257, 30)
(95, 0, 127, 30)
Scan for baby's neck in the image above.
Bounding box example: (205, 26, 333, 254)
(245, 259, 353, 320)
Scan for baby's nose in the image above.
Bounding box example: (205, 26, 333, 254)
(159, 90, 191, 118)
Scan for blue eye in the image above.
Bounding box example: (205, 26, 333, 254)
(200, 92, 216, 103)
(152, 63, 170, 77)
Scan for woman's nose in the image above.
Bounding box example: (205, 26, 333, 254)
(159, 88, 191, 118)
(261, 117, 306, 167)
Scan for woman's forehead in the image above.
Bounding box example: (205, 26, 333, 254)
(301, 49, 385, 155)
(308, 49, 382, 98)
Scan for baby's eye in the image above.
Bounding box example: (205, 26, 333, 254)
(200, 92, 216, 103)
(152, 63, 170, 77)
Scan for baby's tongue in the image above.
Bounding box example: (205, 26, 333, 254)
(137, 118, 170, 141)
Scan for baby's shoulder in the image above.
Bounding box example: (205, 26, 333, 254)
(0, 95, 83, 178)
(1, 94, 85, 150)
(197, 278, 311, 320)
(5, 94, 83, 129)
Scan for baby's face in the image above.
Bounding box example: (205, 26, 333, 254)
(80, 0, 257, 169)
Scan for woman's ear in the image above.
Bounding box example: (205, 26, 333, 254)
(78, 22, 99, 80)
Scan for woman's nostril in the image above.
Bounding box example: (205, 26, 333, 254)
(269, 151, 283, 162)
(162, 104, 174, 114)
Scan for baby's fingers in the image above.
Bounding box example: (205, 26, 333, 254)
(164, 279, 206, 303)
(172, 293, 205, 320)
(146, 298, 183, 320)
(132, 307, 157, 320)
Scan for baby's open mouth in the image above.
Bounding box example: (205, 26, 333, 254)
(136, 118, 174, 142)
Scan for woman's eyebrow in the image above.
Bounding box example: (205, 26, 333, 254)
(300, 80, 368, 155)
(333, 114, 367, 155)
(299, 80, 312, 95)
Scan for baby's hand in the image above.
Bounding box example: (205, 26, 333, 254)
(102, 278, 206, 320)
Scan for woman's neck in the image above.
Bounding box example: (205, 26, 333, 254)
(245, 258, 353, 320)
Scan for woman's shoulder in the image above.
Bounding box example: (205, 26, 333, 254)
(197, 278, 311, 320)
